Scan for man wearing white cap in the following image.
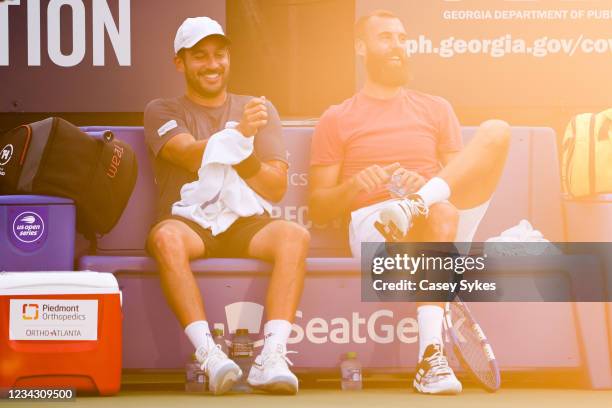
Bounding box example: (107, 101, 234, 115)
(144, 17, 308, 395)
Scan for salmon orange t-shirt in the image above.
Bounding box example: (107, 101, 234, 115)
(310, 88, 463, 210)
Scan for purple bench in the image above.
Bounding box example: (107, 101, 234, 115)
(75, 126, 612, 389)
(79, 126, 565, 257)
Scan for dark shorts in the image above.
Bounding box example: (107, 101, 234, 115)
(156, 213, 275, 258)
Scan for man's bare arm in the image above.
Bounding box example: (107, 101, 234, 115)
(243, 160, 288, 203)
(158, 97, 288, 203)
(160, 133, 287, 202)
(308, 162, 401, 225)
(308, 164, 360, 225)
(159, 133, 208, 173)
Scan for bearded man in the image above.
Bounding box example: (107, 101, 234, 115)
(308, 10, 510, 394)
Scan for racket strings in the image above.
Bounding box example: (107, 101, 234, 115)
(450, 304, 497, 388)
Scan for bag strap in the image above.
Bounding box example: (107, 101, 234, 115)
(17, 125, 33, 166)
(563, 117, 578, 195)
(588, 113, 597, 195)
(598, 112, 611, 142)
(562, 117, 577, 152)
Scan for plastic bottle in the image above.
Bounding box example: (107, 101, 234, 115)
(231, 328, 254, 392)
(185, 353, 208, 392)
(389, 173, 406, 198)
(212, 328, 228, 355)
(341, 352, 363, 390)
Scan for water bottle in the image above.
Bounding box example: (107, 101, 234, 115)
(231, 328, 254, 392)
(389, 173, 406, 198)
(341, 352, 363, 390)
(185, 353, 208, 393)
(212, 328, 228, 355)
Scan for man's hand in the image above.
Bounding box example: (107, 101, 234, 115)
(237, 97, 268, 137)
(350, 162, 401, 193)
(389, 168, 426, 198)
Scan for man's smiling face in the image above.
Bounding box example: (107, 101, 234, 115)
(176, 35, 230, 98)
(358, 15, 410, 87)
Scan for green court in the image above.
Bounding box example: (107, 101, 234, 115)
(34, 388, 612, 408)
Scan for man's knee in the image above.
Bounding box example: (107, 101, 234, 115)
(478, 119, 511, 151)
(147, 223, 188, 260)
(272, 221, 311, 258)
(426, 203, 459, 240)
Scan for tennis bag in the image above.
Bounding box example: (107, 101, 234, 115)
(0, 117, 138, 237)
(561, 109, 612, 198)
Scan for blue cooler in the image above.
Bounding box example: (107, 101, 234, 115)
(0, 195, 75, 271)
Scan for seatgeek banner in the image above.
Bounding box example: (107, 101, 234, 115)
(356, 0, 612, 111)
(0, 0, 225, 112)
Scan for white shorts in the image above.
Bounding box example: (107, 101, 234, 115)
(348, 199, 491, 257)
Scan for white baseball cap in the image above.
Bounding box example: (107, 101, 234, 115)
(174, 16, 229, 55)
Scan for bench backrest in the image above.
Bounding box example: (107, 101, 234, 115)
(80, 126, 564, 256)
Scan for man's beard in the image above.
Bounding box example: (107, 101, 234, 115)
(365, 48, 410, 87)
(184, 67, 229, 99)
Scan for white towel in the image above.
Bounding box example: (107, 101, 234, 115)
(171, 122, 272, 236)
(348, 199, 491, 257)
(484, 219, 561, 256)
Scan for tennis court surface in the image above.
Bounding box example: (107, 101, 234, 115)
(33, 388, 612, 408)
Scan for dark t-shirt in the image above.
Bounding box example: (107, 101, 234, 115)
(143, 94, 288, 220)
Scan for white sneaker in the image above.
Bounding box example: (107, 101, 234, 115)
(378, 194, 429, 238)
(413, 344, 462, 395)
(195, 345, 242, 395)
(247, 345, 299, 394)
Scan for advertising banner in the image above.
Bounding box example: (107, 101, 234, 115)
(9, 299, 99, 340)
(356, 0, 612, 115)
(0, 0, 225, 112)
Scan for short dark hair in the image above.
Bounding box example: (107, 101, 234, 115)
(355, 9, 400, 40)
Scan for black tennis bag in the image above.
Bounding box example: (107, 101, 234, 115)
(0, 117, 138, 238)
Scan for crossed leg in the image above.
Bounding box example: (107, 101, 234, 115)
(374, 119, 511, 242)
(439, 119, 511, 210)
(373, 120, 511, 361)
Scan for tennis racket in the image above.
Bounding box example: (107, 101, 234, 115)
(444, 297, 501, 392)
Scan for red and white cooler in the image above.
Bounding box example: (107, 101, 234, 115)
(0, 272, 122, 395)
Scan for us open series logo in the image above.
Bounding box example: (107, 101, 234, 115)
(12, 211, 45, 244)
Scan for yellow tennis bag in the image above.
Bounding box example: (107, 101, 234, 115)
(561, 109, 612, 197)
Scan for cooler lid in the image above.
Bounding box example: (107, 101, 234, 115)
(0, 272, 119, 295)
(0, 195, 73, 205)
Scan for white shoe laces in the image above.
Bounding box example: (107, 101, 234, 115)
(261, 346, 298, 369)
(196, 344, 228, 374)
(424, 349, 453, 379)
(399, 197, 429, 220)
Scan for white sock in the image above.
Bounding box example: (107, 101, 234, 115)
(262, 320, 292, 354)
(416, 177, 451, 207)
(417, 305, 444, 361)
(184, 320, 215, 351)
